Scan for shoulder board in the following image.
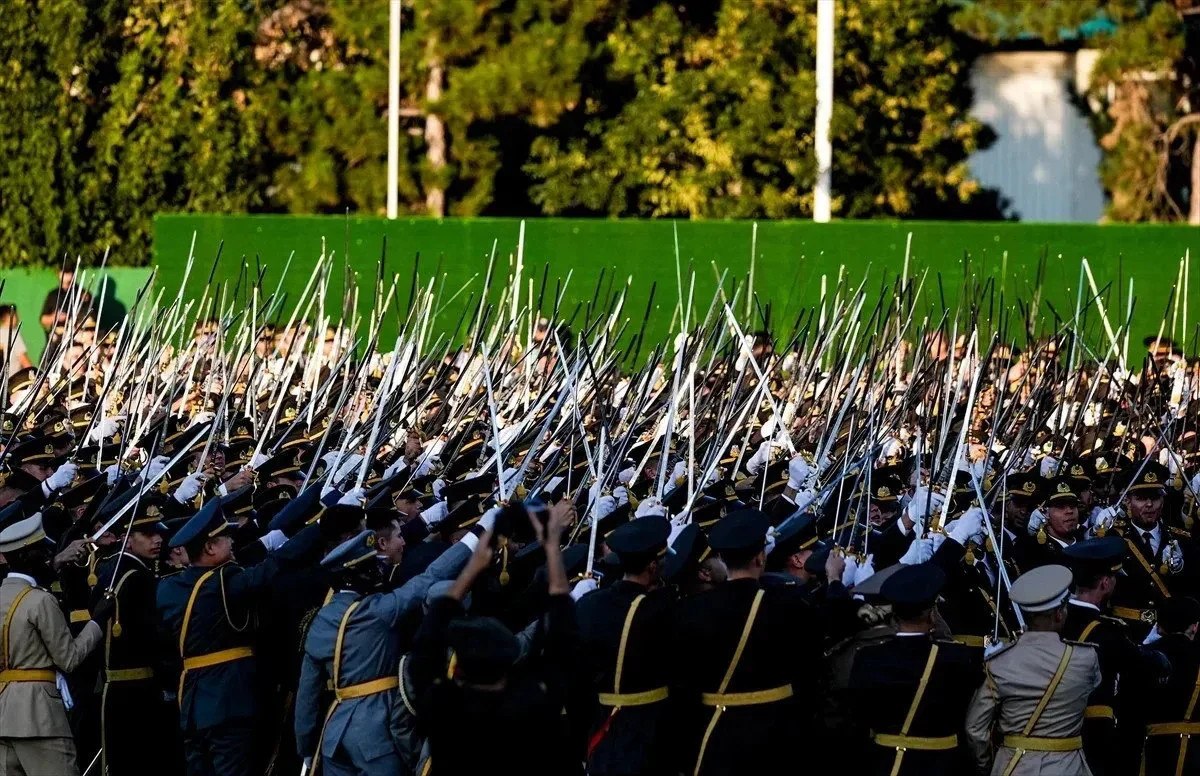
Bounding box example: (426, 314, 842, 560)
(984, 641, 1016, 661)
(1062, 638, 1098, 649)
(1168, 526, 1191, 539)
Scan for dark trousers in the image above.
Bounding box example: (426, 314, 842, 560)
(103, 681, 182, 776)
(183, 721, 256, 776)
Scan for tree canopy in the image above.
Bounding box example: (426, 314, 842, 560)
(0, 1, 1028, 266)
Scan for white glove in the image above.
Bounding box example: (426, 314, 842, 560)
(88, 416, 122, 442)
(173, 472, 206, 504)
(332, 454, 363, 484)
(1142, 625, 1164, 645)
(477, 505, 501, 533)
(500, 467, 524, 495)
(764, 527, 777, 557)
(259, 529, 287, 551)
(425, 437, 446, 457)
(790, 487, 818, 514)
(103, 463, 121, 486)
(1088, 506, 1120, 537)
(613, 485, 630, 506)
(420, 501, 449, 526)
(1163, 540, 1185, 574)
(745, 440, 773, 476)
(302, 758, 313, 772)
(43, 462, 79, 492)
(671, 460, 688, 486)
(841, 554, 859, 587)
(1039, 455, 1060, 479)
(143, 455, 171, 484)
(617, 466, 636, 486)
(853, 554, 876, 587)
(249, 452, 269, 469)
(786, 454, 811, 491)
(570, 577, 598, 601)
(947, 507, 986, 546)
(383, 458, 406, 479)
(899, 537, 936, 565)
(338, 487, 366, 506)
(635, 497, 667, 518)
(904, 487, 945, 535)
(432, 478, 446, 499)
(414, 455, 442, 478)
(877, 437, 903, 466)
(1027, 508, 1046, 536)
(590, 495, 617, 522)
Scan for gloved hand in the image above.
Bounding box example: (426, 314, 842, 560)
(590, 494, 617, 522)
(142, 455, 170, 485)
(1039, 455, 1060, 479)
(88, 416, 123, 442)
(383, 458, 407, 479)
(613, 485, 630, 506)
(250, 452, 270, 469)
(635, 497, 667, 518)
(432, 478, 446, 499)
(841, 554, 860, 587)
(763, 527, 777, 558)
(332, 454, 364, 484)
(617, 466, 636, 486)
(791, 487, 818, 513)
(570, 577, 598, 601)
(904, 486, 945, 534)
(1027, 508, 1046, 536)
(477, 505, 502, 534)
(420, 501, 449, 527)
(899, 537, 936, 565)
(103, 463, 122, 486)
(338, 487, 366, 506)
(786, 454, 811, 491)
(413, 455, 442, 478)
(853, 554, 876, 587)
(500, 467, 524, 496)
(425, 436, 446, 457)
(947, 506, 986, 546)
(1088, 505, 1120, 536)
(745, 440, 774, 476)
(173, 472, 207, 504)
(1163, 540, 1185, 574)
(44, 462, 79, 492)
(259, 529, 287, 551)
(672, 460, 688, 487)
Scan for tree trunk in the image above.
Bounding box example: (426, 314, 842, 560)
(1191, 131, 1200, 225)
(424, 36, 446, 218)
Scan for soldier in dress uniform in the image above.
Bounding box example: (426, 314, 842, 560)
(294, 507, 480, 775)
(574, 515, 675, 776)
(672, 509, 823, 776)
(1134, 595, 1200, 776)
(1060, 537, 1152, 776)
(965, 564, 1101, 775)
(848, 562, 983, 775)
(156, 490, 321, 776)
(0, 511, 111, 775)
(1013, 476, 1084, 571)
(91, 498, 175, 776)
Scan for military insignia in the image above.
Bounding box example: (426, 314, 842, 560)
(365, 534, 376, 548)
(23, 415, 36, 430)
(281, 490, 292, 501)
(43, 444, 54, 455)
(1, 419, 11, 433)
(1145, 471, 1159, 484)
(0, 472, 8, 488)
(877, 486, 891, 498)
(1021, 481, 1036, 494)
(158, 479, 169, 495)
(1096, 457, 1109, 472)
(146, 504, 160, 518)
(1070, 464, 1084, 476)
(724, 484, 735, 498)
(283, 406, 297, 420)
(1056, 481, 1071, 494)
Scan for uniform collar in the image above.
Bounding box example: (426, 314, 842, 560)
(120, 552, 150, 571)
(1068, 598, 1100, 612)
(4, 572, 37, 587)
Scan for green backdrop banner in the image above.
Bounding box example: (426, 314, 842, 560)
(4, 215, 1200, 363)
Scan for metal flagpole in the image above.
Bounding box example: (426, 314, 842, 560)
(814, 0, 834, 223)
(387, 0, 402, 219)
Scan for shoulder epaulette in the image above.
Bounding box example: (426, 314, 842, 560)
(984, 640, 1016, 661)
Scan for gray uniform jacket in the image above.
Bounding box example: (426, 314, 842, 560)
(294, 541, 470, 771)
(965, 630, 1101, 776)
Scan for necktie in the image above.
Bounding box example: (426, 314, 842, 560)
(1142, 531, 1154, 552)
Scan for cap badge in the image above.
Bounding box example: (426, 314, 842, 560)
(1145, 471, 1159, 484)
(365, 534, 376, 548)
(1021, 481, 1036, 494)
(1057, 482, 1071, 494)
(877, 486, 891, 498)
(1070, 464, 1083, 476)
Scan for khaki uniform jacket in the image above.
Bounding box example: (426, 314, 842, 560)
(0, 576, 102, 738)
(964, 631, 1100, 776)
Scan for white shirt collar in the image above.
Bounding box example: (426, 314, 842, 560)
(5, 573, 37, 587)
(1069, 598, 1100, 612)
(120, 552, 149, 570)
(895, 631, 927, 637)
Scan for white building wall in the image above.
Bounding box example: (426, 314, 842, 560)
(969, 51, 1105, 223)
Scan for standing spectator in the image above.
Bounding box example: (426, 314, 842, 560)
(40, 269, 94, 335)
(0, 305, 32, 376)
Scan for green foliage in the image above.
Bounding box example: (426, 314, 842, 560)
(0, 0, 269, 266)
(526, 0, 998, 219)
